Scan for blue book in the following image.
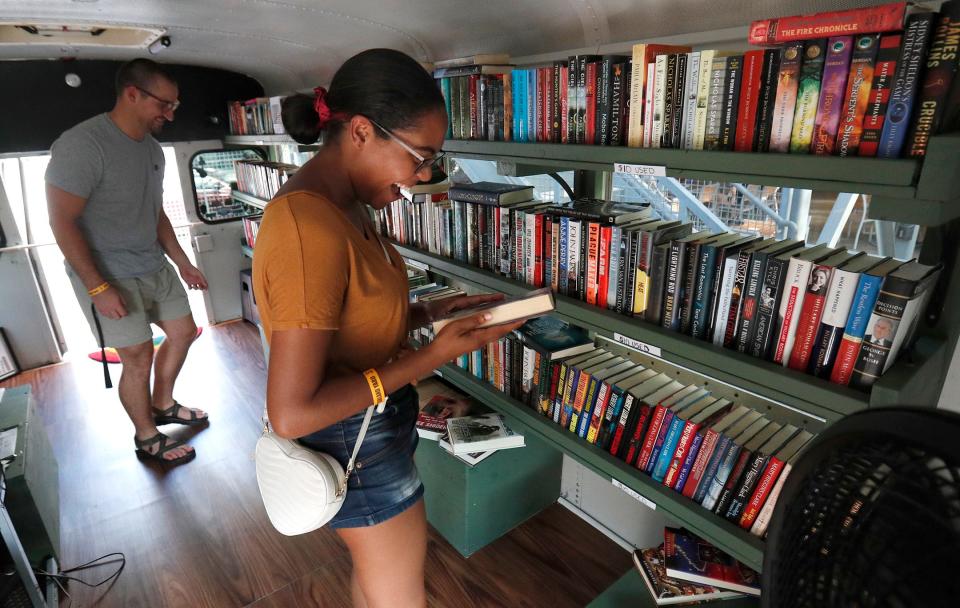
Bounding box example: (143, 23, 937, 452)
(518, 69, 528, 141)
(674, 431, 706, 491)
(575, 376, 604, 437)
(689, 243, 719, 339)
(693, 434, 733, 504)
(652, 416, 687, 481)
(701, 441, 744, 511)
(878, 12, 935, 158)
(528, 69, 537, 143)
(440, 78, 453, 139)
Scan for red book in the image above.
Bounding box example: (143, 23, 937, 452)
(787, 263, 833, 371)
(585, 222, 601, 304)
(544, 67, 554, 143)
(681, 424, 725, 499)
(586, 382, 616, 444)
(585, 61, 598, 144)
(534, 213, 545, 288)
(739, 430, 812, 529)
(735, 50, 766, 151)
(560, 65, 570, 143)
(623, 404, 656, 465)
(663, 401, 730, 488)
(597, 226, 613, 308)
(635, 405, 669, 470)
(859, 33, 902, 157)
(748, 2, 907, 45)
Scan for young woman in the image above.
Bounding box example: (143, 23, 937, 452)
(252, 49, 523, 608)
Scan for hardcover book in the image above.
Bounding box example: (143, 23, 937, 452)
(859, 33, 904, 157)
(663, 528, 761, 596)
(448, 182, 534, 205)
(836, 34, 881, 157)
(431, 288, 555, 333)
(768, 42, 804, 152)
(906, 3, 960, 157)
(812, 36, 854, 155)
(789, 39, 828, 153)
(635, 545, 747, 605)
(416, 394, 473, 441)
(748, 2, 907, 45)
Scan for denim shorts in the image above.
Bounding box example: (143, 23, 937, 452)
(297, 384, 423, 529)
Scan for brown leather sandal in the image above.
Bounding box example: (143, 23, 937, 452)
(134, 433, 196, 465)
(153, 401, 208, 426)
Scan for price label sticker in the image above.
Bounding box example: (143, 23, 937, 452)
(612, 479, 657, 511)
(614, 333, 662, 358)
(614, 163, 667, 177)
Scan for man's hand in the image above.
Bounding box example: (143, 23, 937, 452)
(178, 263, 208, 290)
(93, 287, 128, 320)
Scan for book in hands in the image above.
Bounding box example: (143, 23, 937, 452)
(663, 527, 761, 596)
(634, 545, 747, 605)
(416, 394, 473, 441)
(445, 413, 525, 455)
(431, 288, 555, 334)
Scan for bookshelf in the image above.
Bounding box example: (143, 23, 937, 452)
(231, 189, 269, 210)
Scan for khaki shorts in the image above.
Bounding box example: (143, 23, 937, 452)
(69, 263, 192, 349)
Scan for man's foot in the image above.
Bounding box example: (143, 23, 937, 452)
(152, 401, 209, 426)
(134, 432, 196, 465)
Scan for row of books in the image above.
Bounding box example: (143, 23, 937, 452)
(241, 215, 262, 249)
(227, 96, 286, 136)
(378, 182, 942, 390)
(436, 1, 959, 158)
(233, 159, 297, 201)
(635, 527, 761, 604)
(420, 306, 816, 538)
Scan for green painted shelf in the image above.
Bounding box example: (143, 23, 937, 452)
(394, 243, 945, 420)
(443, 133, 960, 225)
(231, 189, 269, 210)
(435, 362, 766, 573)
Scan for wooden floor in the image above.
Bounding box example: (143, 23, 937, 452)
(3, 321, 631, 607)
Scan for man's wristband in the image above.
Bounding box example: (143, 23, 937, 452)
(87, 282, 111, 297)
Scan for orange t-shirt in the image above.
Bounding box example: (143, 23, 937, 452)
(252, 191, 408, 377)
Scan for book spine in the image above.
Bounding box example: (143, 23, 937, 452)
(551, 217, 561, 292)
(723, 249, 753, 348)
(552, 359, 571, 420)
(813, 36, 854, 155)
(772, 256, 815, 365)
(750, 256, 789, 358)
(754, 49, 783, 152)
(627, 47, 644, 147)
(836, 34, 881, 157)
(624, 403, 656, 465)
(610, 61, 627, 146)
(740, 456, 786, 529)
(694, 434, 732, 504)
(692, 49, 715, 150)
(711, 256, 740, 346)
(598, 225, 612, 308)
(586, 223, 601, 304)
(624, 229, 641, 315)
(750, 462, 793, 537)
(614, 228, 630, 313)
(701, 441, 742, 510)
(790, 39, 828, 153)
(542, 215, 553, 288)
(558, 364, 581, 425)
(558, 217, 570, 294)
(682, 429, 721, 498)
(568, 221, 583, 299)
(747, 3, 907, 45)
(671, 53, 688, 148)
(652, 55, 668, 148)
(584, 60, 597, 143)
(830, 272, 885, 385)
(725, 451, 771, 522)
(663, 421, 700, 488)
(651, 415, 685, 481)
(673, 428, 706, 491)
(682, 52, 701, 149)
(849, 274, 921, 389)
(769, 42, 804, 152)
(610, 393, 639, 456)
(787, 263, 834, 371)
(679, 241, 702, 334)
(552, 61, 562, 142)
(634, 405, 667, 469)
(645, 245, 670, 326)
(661, 239, 685, 330)
(809, 267, 860, 377)
(704, 56, 728, 150)
(859, 33, 903, 157)
(469, 74, 480, 139)
(690, 245, 718, 340)
(719, 54, 744, 150)
(878, 12, 936, 158)
(906, 8, 960, 157)
(535, 213, 545, 287)
(643, 62, 657, 147)
(598, 56, 613, 145)
(735, 50, 764, 152)
(586, 381, 614, 443)
(712, 448, 753, 515)
(573, 374, 601, 436)
(559, 63, 569, 143)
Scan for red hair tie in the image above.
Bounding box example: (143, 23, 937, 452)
(313, 86, 333, 128)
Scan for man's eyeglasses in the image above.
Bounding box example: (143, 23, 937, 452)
(135, 86, 181, 112)
(367, 117, 445, 175)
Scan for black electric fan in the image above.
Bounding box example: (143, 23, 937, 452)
(762, 407, 960, 608)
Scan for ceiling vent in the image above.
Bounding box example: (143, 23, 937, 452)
(0, 23, 165, 48)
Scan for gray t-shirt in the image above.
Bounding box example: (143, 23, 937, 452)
(45, 113, 167, 279)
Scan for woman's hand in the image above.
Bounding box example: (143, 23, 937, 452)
(425, 310, 525, 367)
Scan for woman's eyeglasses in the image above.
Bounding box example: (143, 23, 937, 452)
(366, 117, 445, 175)
(135, 86, 181, 112)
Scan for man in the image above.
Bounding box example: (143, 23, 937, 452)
(864, 316, 896, 348)
(46, 59, 208, 465)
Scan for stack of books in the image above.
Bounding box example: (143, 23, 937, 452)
(227, 96, 285, 136)
(436, 1, 960, 159)
(233, 159, 298, 200)
(635, 528, 760, 604)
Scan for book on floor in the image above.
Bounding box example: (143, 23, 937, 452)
(663, 527, 761, 596)
(634, 545, 747, 605)
(445, 413, 525, 455)
(431, 288, 555, 333)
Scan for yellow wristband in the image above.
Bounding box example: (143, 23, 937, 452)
(87, 282, 111, 297)
(362, 369, 386, 405)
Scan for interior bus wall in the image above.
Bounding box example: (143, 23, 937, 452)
(0, 60, 262, 154)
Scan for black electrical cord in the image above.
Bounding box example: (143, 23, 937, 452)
(34, 552, 126, 607)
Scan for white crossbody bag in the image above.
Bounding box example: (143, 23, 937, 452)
(255, 401, 384, 536)
(256, 229, 394, 536)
